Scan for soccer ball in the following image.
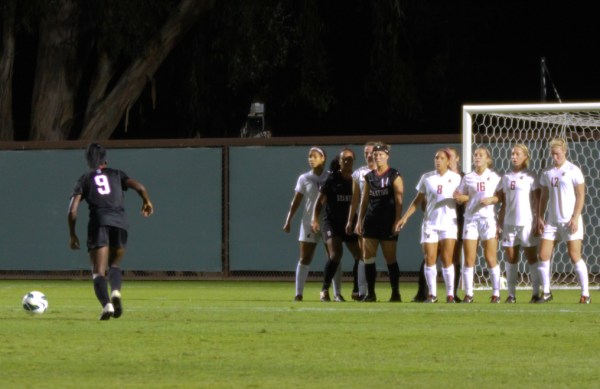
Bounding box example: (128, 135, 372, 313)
(22, 291, 48, 314)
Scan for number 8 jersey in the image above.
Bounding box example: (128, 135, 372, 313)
(72, 168, 130, 230)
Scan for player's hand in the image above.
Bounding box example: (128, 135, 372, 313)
(480, 197, 494, 206)
(536, 218, 545, 235)
(354, 223, 363, 236)
(568, 216, 579, 234)
(283, 221, 291, 233)
(70, 235, 80, 250)
(345, 222, 353, 236)
(141, 201, 154, 217)
(311, 220, 320, 233)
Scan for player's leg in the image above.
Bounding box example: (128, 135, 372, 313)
(537, 238, 555, 303)
(412, 258, 428, 302)
(567, 239, 590, 303)
(439, 238, 456, 303)
(108, 239, 126, 318)
(503, 245, 518, 303)
(461, 239, 478, 303)
(355, 237, 368, 300)
(362, 238, 379, 301)
(90, 246, 113, 320)
(343, 239, 361, 302)
(423, 242, 439, 303)
(320, 237, 343, 302)
(88, 225, 114, 320)
(381, 240, 401, 302)
(295, 241, 317, 301)
(523, 246, 540, 302)
(482, 237, 500, 302)
(452, 239, 463, 302)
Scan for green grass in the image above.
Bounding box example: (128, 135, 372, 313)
(1, 280, 599, 388)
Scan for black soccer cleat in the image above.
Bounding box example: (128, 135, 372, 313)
(388, 292, 402, 303)
(362, 293, 377, 302)
(536, 293, 553, 304)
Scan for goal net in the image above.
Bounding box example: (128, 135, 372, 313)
(462, 103, 600, 289)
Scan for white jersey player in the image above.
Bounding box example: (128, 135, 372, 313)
(398, 149, 462, 303)
(496, 144, 541, 303)
(453, 147, 502, 303)
(537, 138, 590, 304)
(284, 147, 337, 301)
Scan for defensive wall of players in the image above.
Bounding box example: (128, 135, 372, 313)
(0, 135, 527, 280)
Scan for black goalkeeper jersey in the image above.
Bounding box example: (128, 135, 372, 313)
(72, 168, 130, 230)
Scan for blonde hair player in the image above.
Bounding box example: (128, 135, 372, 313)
(537, 138, 591, 304)
(349, 142, 404, 302)
(398, 149, 462, 303)
(453, 147, 502, 303)
(496, 144, 541, 303)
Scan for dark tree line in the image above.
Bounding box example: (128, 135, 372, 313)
(1, 1, 599, 140)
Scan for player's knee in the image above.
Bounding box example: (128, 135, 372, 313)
(364, 257, 376, 265)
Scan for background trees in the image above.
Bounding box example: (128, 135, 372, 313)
(1, 1, 599, 140)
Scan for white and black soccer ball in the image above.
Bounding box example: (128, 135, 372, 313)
(22, 291, 48, 315)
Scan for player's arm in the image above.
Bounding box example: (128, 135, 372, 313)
(312, 192, 326, 233)
(569, 183, 585, 233)
(355, 181, 370, 236)
(283, 192, 303, 233)
(453, 181, 469, 204)
(496, 190, 506, 228)
(392, 176, 404, 234)
(398, 192, 424, 231)
(346, 180, 360, 235)
(126, 178, 154, 217)
(537, 186, 549, 234)
(67, 194, 82, 250)
(531, 188, 541, 235)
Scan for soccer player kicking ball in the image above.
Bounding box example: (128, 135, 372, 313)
(68, 143, 154, 320)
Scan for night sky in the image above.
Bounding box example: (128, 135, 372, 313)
(9, 2, 600, 140)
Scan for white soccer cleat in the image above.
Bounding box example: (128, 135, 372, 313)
(100, 303, 115, 321)
(111, 290, 123, 319)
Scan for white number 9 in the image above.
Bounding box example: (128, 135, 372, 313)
(94, 175, 111, 195)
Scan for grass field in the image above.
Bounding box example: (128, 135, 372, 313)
(1, 280, 599, 388)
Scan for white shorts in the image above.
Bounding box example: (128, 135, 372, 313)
(541, 217, 584, 242)
(420, 223, 458, 244)
(299, 214, 322, 243)
(501, 223, 538, 248)
(463, 217, 497, 241)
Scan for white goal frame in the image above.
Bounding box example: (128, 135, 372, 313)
(462, 102, 600, 289)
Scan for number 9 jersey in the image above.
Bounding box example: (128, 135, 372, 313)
(71, 168, 130, 230)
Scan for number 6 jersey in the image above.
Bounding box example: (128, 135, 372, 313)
(72, 168, 130, 230)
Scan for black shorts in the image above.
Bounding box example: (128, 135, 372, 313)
(321, 219, 359, 243)
(87, 225, 128, 251)
(363, 217, 398, 241)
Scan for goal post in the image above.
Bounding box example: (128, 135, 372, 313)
(462, 102, 600, 289)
